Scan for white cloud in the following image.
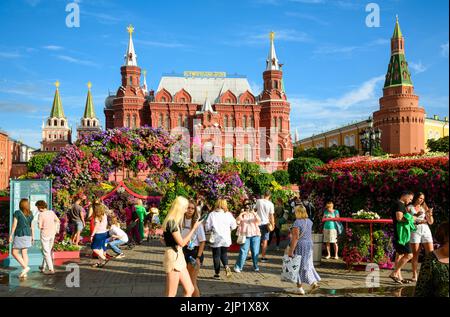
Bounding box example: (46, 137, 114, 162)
(43, 45, 64, 51)
(56, 55, 99, 67)
(249, 81, 262, 95)
(135, 39, 187, 49)
(0, 101, 37, 113)
(313, 38, 388, 56)
(5, 128, 41, 149)
(441, 42, 449, 58)
(285, 12, 330, 25)
(409, 61, 427, 74)
(290, 75, 385, 139)
(0, 52, 22, 59)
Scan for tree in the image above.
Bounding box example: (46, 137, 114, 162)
(427, 136, 449, 153)
(272, 170, 290, 186)
(288, 157, 324, 184)
(294, 145, 358, 163)
(27, 153, 57, 173)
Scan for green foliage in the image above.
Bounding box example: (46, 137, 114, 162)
(0, 190, 9, 197)
(159, 182, 195, 222)
(249, 173, 275, 196)
(409, 167, 426, 176)
(294, 145, 358, 163)
(427, 136, 449, 153)
(288, 157, 324, 184)
(371, 145, 386, 157)
(272, 170, 290, 186)
(27, 153, 57, 173)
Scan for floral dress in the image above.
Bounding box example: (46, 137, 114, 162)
(414, 251, 449, 297)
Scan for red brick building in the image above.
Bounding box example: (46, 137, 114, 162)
(374, 17, 425, 154)
(104, 27, 293, 171)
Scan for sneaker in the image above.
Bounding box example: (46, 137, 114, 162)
(334, 256, 339, 260)
(233, 267, 241, 273)
(260, 257, 268, 263)
(295, 287, 305, 295)
(325, 255, 331, 259)
(311, 282, 320, 292)
(116, 253, 125, 259)
(225, 267, 232, 277)
(254, 267, 260, 272)
(44, 270, 55, 275)
(213, 274, 221, 280)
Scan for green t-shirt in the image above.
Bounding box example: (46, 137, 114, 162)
(13, 210, 33, 237)
(135, 205, 147, 221)
(323, 210, 339, 230)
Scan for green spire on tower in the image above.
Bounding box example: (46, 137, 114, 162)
(83, 81, 97, 118)
(392, 15, 403, 39)
(384, 17, 412, 88)
(50, 81, 65, 118)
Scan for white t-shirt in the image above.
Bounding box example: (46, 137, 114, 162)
(256, 199, 275, 225)
(181, 218, 206, 247)
(109, 224, 129, 243)
(205, 209, 237, 248)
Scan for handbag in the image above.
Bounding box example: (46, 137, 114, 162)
(281, 254, 302, 283)
(236, 234, 246, 244)
(336, 221, 343, 235)
(208, 230, 216, 244)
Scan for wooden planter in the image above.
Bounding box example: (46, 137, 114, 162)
(52, 250, 80, 259)
(0, 253, 8, 262)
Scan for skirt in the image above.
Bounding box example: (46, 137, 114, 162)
(13, 236, 32, 249)
(91, 232, 109, 251)
(323, 229, 337, 243)
(163, 246, 187, 273)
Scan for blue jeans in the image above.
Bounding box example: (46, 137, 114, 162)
(108, 239, 126, 254)
(235, 236, 261, 270)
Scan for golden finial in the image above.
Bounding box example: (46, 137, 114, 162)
(396, 14, 399, 22)
(269, 31, 275, 41)
(143, 70, 147, 77)
(55, 80, 60, 88)
(87, 81, 92, 90)
(127, 24, 135, 36)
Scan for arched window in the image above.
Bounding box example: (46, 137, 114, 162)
(48, 134, 52, 139)
(224, 115, 229, 128)
(53, 147, 56, 151)
(243, 115, 247, 129)
(159, 113, 163, 128)
(244, 144, 253, 162)
(178, 114, 183, 127)
(278, 117, 282, 131)
(184, 116, 189, 128)
(126, 115, 131, 128)
(276, 144, 283, 161)
(133, 115, 137, 128)
(129, 76, 133, 85)
(225, 144, 233, 161)
(204, 142, 214, 156)
(250, 115, 255, 128)
(230, 116, 235, 127)
(272, 117, 277, 128)
(165, 114, 170, 130)
(87, 120, 90, 127)
(48, 119, 51, 126)
(54, 119, 58, 126)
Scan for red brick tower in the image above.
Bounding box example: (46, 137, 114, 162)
(41, 81, 72, 152)
(373, 17, 425, 154)
(106, 25, 148, 129)
(259, 32, 293, 167)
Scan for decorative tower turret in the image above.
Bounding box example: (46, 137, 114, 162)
(259, 32, 293, 166)
(77, 82, 101, 139)
(373, 16, 425, 154)
(41, 81, 72, 152)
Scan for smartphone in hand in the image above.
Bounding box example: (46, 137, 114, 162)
(199, 213, 208, 222)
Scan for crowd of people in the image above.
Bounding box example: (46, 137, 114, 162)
(6, 187, 448, 297)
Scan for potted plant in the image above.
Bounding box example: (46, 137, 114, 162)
(53, 238, 82, 259)
(0, 239, 8, 262)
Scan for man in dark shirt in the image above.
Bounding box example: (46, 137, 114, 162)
(68, 195, 86, 246)
(389, 190, 415, 285)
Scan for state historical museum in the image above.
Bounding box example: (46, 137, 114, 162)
(104, 26, 293, 171)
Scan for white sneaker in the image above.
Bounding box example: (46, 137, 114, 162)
(116, 253, 125, 259)
(325, 255, 331, 259)
(233, 267, 241, 273)
(334, 256, 339, 260)
(295, 287, 305, 295)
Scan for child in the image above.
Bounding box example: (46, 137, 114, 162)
(107, 216, 129, 258)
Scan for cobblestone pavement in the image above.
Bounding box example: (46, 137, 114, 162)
(0, 240, 417, 297)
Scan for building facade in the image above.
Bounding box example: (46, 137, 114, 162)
(298, 17, 448, 154)
(104, 27, 293, 171)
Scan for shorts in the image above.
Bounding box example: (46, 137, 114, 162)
(13, 236, 32, 249)
(71, 220, 84, 232)
(91, 232, 108, 251)
(163, 246, 187, 273)
(394, 241, 412, 255)
(183, 246, 205, 266)
(259, 224, 270, 241)
(410, 224, 433, 244)
(323, 229, 337, 243)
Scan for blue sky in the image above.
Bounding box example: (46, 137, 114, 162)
(0, 0, 448, 149)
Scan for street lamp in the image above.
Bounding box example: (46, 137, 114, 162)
(359, 122, 382, 156)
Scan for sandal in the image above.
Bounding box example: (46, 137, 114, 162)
(401, 279, 413, 284)
(389, 275, 403, 284)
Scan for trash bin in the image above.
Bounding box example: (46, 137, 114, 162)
(312, 233, 323, 266)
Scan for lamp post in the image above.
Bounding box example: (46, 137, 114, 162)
(359, 121, 382, 156)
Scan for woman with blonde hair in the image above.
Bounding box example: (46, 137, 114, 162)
(162, 196, 204, 297)
(288, 204, 321, 295)
(9, 198, 34, 278)
(205, 199, 237, 279)
(90, 203, 109, 268)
